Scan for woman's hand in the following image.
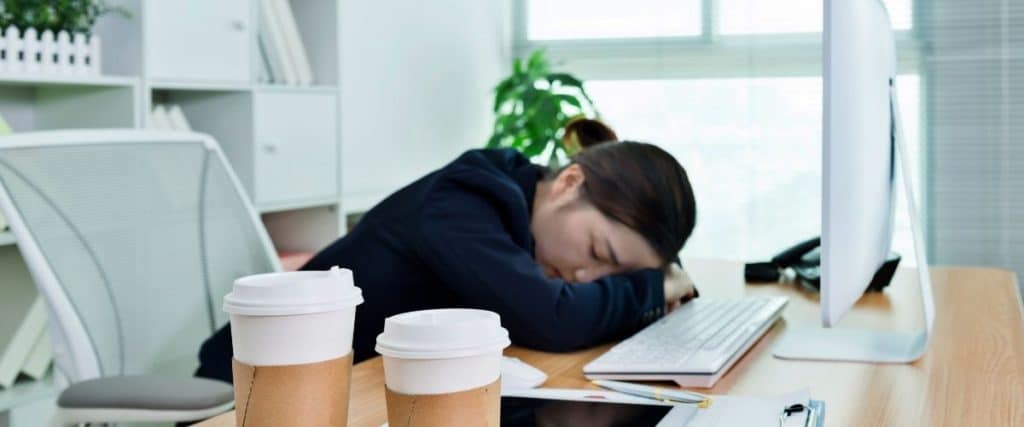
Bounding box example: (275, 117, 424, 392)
(664, 264, 697, 313)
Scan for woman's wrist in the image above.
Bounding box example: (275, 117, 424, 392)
(664, 264, 697, 312)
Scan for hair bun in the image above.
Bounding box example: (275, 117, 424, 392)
(563, 118, 618, 155)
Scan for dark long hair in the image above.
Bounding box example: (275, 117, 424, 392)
(551, 141, 697, 268)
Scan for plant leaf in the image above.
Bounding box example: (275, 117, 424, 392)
(488, 50, 598, 161)
(493, 77, 517, 112)
(575, 86, 598, 112)
(548, 72, 597, 110)
(522, 137, 549, 157)
(512, 134, 531, 149)
(554, 93, 582, 110)
(521, 86, 541, 110)
(486, 133, 503, 148)
(526, 49, 548, 74)
(495, 114, 523, 134)
(547, 73, 583, 89)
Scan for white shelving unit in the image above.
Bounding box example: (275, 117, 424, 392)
(101, 0, 347, 252)
(0, 76, 138, 132)
(0, 231, 15, 247)
(0, 0, 353, 249)
(0, 375, 55, 414)
(0, 75, 138, 88)
(0, 0, 345, 421)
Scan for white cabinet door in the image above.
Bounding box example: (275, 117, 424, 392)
(254, 92, 338, 206)
(146, 0, 251, 83)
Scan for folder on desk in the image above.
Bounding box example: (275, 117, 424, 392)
(676, 389, 824, 427)
(807, 400, 825, 427)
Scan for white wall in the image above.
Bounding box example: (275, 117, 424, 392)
(339, 0, 511, 212)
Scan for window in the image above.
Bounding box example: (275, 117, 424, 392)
(585, 75, 920, 261)
(526, 0, 912, 40)
(720, 0, 913, 35)
(525, 0, 702, 40)
(517, 0, 924, 262)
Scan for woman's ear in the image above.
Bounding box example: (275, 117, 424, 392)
(550, 164, 585, 199)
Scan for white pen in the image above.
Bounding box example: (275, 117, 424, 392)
(592, 379, 712, 408)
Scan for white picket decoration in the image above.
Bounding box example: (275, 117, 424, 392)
(22, 28, 39, 74)
(0, 34, 7, 74)
(88, 35, 100, 76)
(40, 30, 56, 75)
(56, 30, 72, 75)
(72, 33, 88, 75)
(6, 26, 24, 74)
(0, 26, 101, 76)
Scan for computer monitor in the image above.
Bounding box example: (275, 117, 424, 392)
(771, 0, 935, 363)
(820, 0, 898, 328)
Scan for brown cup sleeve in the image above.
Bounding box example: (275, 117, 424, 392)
(385, 378, 501, 427)
(232, 353, 354, 426)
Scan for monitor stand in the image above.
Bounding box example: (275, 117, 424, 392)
(772, 81, 936, 363)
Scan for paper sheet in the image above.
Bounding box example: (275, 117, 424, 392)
(675, 389, 812, 427)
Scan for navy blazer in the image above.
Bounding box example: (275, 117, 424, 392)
(196, 149, 666, 383)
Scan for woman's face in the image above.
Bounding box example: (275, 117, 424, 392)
(531, 165, 662, 283)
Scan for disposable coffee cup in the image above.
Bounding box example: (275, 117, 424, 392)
(223, 266, 363, 427)
(376, 309, 511, 427)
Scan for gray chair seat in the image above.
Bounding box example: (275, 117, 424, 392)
(58, 375, 234, 411)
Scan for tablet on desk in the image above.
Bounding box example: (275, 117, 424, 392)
(379, 389, 690, 427)
(500, 388, 693, 427)
(379, 388, 820, 426)
(499, 388, 823, 427)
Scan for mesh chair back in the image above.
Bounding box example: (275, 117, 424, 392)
(0, 131, 279, 382)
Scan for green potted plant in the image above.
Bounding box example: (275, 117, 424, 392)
(0, 0, 128, 35)
(487, 49, 602, 167)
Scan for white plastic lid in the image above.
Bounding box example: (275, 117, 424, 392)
(375, 309, 511, 359)
(223, 266, 363, 316)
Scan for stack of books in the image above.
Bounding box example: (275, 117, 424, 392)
(148, 104, 193, 131)
(257, 0, 315, 86)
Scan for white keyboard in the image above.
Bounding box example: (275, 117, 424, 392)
(584, 296, 788, 387)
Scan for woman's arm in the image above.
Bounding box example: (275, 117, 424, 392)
(413, 190, 667, 352)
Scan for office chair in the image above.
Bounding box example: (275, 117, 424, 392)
(0, 130, 282, 425)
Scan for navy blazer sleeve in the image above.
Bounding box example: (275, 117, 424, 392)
(413, 176, 666, 352)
